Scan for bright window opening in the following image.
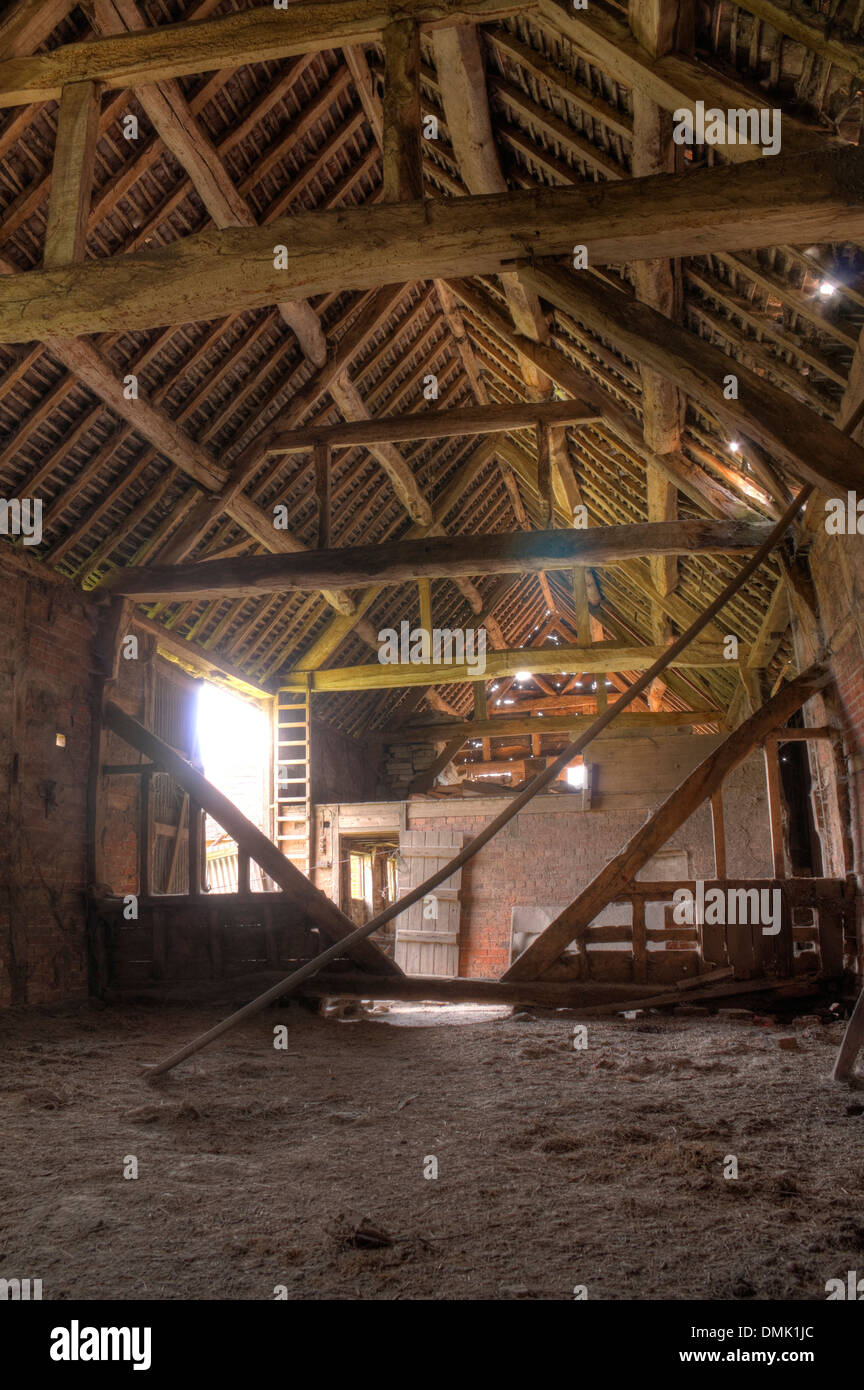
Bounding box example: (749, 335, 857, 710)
(196, 683, 271, 891)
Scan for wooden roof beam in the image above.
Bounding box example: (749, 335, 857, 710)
(0, 0, 524, 107)
(263, 397, 600, 453)
(628, 0, 688, 639)
(153, 284, 412, 567)
(0, 0, 77, 60)
(430, 21, 549, 390)
(734, 0, 864, 85)
(102, 519, 772, 601)
(375, 707, 721, 742)
(282, 641, 750, 695)
(450, 278, 748, 523)
(5, 144, 863, 343)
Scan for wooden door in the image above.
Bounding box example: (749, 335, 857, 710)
(394, 829, 463, 977)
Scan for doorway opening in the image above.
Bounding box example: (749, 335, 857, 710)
(340, 834, 399, 928)
(196, 682, 272, 892)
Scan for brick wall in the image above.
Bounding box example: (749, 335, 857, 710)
(0, 548, 99, 1006)
(314, 746, 772, 978)
(409, 755, 771, 977)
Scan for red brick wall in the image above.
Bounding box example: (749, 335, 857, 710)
(407, 808, 652, 977)
(406, 753, 772, 977)
(0, 549, 99, 1006)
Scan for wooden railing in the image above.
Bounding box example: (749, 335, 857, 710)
(535, 877, 850, 987)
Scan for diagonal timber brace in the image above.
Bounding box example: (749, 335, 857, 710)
(102, 700, 402, 978)
(503, 661, 832, 981)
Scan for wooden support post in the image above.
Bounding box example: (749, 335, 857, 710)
(473, 680, 487, 721)
(710, 788, 727, 878)
(596, 674, 607, 712)
(417, 576, 432, 634)
(138, 765, 153, 897)
(164, 792, 188, 895)
(188, 800, 203, 897)
(631, 896, 647, 983)
(237, 845, 250, 896)
(382, 17, 422, 202)
(314, 443, 331, 549)
(44, 78, 101, 267)
(763, 739, 786, 877)
(87, 595, 134, 902)
(536, 420, 553, 526)
(572, 568, 592, 645)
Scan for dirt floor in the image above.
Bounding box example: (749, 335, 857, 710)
(1, 995, 863, 1301)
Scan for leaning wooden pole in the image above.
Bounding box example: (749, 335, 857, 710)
(833, 985, 864, 1082)
(143, 484, 812, 1078)
(504, 660, 831, 980)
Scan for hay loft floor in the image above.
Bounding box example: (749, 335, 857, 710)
(1, 1000, 861, 1301)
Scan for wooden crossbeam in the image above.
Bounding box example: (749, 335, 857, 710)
(263, 397, 600, 453)
(281, 642, 747, 694)
(503, 662, 832, 980)
(375, 708, 722, 742)
(2, 146, 864, 343)
(103, 700, 402, 977)
(0, 0, 523, 107)
(103, 519, 772, 601)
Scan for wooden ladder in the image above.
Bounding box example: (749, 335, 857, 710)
(275, 684, 312, 879)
